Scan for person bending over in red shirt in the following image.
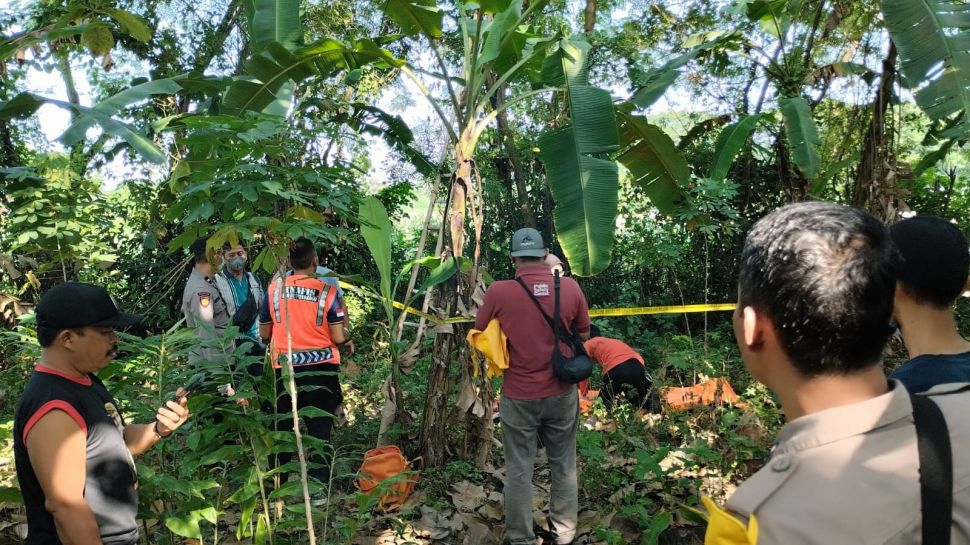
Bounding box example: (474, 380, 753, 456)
(581, 324, 653, 409)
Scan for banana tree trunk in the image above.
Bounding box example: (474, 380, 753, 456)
(417, 289, 459, 466)
(447, 139, 474, 259)
(419, 137, 492, 467)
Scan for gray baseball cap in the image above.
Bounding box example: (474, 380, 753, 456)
(510, 228, 547, 257)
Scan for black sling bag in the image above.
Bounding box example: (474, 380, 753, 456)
(515, 272, 592, 384)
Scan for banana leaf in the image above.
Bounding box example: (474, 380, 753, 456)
(539, 38, 619, 277)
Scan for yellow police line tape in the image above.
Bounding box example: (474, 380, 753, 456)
(338, 280, 736, 325)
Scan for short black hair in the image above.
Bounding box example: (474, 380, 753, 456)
(191, 237, 210, 265)
(289, 237, 316, 270)
(514, 256, 543, 263)
(589, 324, 601, 338)
(37, 326, 84, 348)
(738, 202, 897, 376)
(223, 240, 246, 252)
(890, 215, 969, 308)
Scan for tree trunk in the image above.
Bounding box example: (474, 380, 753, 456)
(193, 0, 244, 73)
(583, 0, 597, 33)
(420, 146, 473, 466)
(852, 43, 897, 209)
(419, 138, 492, 467)
(0, 121, 18, 167)
(775, 134, 805, 202)
(493, 83, 536, 227)
(461, 341, 493, 469)
(447, 140, 475, 259)
(55, 48, 84, 163)
(418, 300, 458, 466)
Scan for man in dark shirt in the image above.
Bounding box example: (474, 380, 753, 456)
(889, 215, 970, 391)
(475, 228, 590, 545)
(14, 282, 190, 545)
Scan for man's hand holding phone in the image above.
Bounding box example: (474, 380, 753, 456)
(154, 375, 200, 438)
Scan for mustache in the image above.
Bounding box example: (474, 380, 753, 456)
(107, 344, 119, 357)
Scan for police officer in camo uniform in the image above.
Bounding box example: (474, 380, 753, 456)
(181, 236, 231, 365)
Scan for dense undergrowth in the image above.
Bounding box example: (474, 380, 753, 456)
(0, 309, 785, 545)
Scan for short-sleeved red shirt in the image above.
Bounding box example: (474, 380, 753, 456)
(475, 264, 591, 400)
(584, 337, 644, 375)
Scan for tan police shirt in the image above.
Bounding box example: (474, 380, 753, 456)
(725, 380, 970, 544)
(180, 268, 230, 364)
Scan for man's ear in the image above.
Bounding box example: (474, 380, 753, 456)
(741, 305, 768, 351)
(892, 283, 906, 319)
(59, 329, 76, 350)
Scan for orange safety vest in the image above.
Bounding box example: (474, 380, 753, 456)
(268, 274, 341, 369)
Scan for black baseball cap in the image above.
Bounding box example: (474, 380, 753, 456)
(890, 215, 969, 306)
(36, 282, 142, 330)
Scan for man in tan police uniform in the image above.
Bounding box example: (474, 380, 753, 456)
(181, 236, 230, 364)
(710, 202, 970, 544)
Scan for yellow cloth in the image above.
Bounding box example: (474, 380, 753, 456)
(702, 496, 759, 545)
(466, 319, 509, 378)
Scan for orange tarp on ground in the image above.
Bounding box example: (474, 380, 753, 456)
(663, 377, 745, 412)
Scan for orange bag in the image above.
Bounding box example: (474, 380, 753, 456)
(663, 377, 745, 412)
(357, 445, 423, 511)
(579, 389, 599, 415)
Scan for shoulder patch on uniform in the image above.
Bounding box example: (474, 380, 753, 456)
(199, 292, 211, 308)
(726, 453, 799, 517)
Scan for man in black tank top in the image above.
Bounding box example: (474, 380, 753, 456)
(13, 283, 191, 545)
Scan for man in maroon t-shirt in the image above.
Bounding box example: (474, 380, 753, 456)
(475, 228, 590, 545)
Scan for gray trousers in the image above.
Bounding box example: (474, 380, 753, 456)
(500, 388, 579, 545)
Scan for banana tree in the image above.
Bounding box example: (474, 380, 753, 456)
(882, 0, 970, 174)
(378, 0, 630, 465)
(382, 0, 623, 273)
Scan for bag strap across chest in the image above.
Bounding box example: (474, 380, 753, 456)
(909, 389, 953, 544)
(514, 276, 556, 331)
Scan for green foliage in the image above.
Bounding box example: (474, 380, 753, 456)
(3, 0, 969, 541)
(617, 111, 691, 215)
(883, 0, 970, 139)
(710, 115, 761, 182)
(245, 0, 305, 55)
(779, 96, 822, 180)
(60, 75, 186, 149)
(0, 155, 146, 285)
(0, 93, 167, 163)
(539, 38, 620, 277)
(161, 115, 356, 274)
(222, 38, 402, 116)
(360, 196, 395, 323)
(383, 0, 444, 38)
